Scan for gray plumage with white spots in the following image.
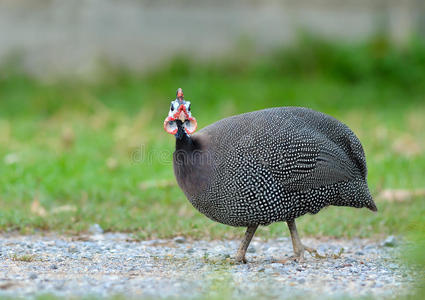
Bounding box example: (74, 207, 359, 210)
(173, 106, 377, 227)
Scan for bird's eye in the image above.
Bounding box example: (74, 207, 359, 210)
(170, 104, 174, 111)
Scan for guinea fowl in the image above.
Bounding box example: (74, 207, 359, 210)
(164, 88, 377, 263)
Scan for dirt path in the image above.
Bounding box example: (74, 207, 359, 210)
(0, 233, 417, 299)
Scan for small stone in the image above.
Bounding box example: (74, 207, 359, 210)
(88, 224, 104, 235)
(355, 251, 364, 256)
(276, 237, 289, 242)
(247, 246, 256, 253)
(29, 273, 38, 280)
(344, 257, 356, 264)
(68, 245, 78, 253)
(81, 253, 93, 259)
(298, 278, 306, 284)
(331, 247, 344, 258)
(335, 264, 351, 269)
(173, 236, 186, 244)
(382, 236, 396, 247)
(317, 248, 327, 258)
(54, 281, 65, 290)
(265, 247, 279, 256)
(50, 264, 58, 270)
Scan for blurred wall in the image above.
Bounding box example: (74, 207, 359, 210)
(0, 0, 424, 76)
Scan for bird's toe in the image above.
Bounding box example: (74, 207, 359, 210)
(235, 255, 247, 264)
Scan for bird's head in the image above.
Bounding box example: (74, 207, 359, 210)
(163, 88, 197, 138)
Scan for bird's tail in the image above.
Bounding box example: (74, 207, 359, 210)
(334, 179, 378, 212)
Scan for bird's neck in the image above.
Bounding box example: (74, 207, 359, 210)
(176, 135, 194, 152)
(175, 124, 196, 152)
(173, 124, 209, 201)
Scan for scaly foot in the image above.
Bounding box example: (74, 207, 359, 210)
(303, 245, 344, 259)
(303, 245, 326, 259)
(274, 245, 326, 264)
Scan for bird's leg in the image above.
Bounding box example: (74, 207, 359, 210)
(235, 225, 258, 263)
(286, 219, 319, 262)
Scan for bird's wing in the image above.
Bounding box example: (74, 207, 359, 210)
(277, 136, 358, 191)
(236, 129, 359, 192)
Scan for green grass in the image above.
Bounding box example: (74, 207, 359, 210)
(0, 35, 424, 241)
(10, 254, 37, 262)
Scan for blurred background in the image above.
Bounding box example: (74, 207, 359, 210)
(0, 0, 424, 269)
(1, 0, 425, 76)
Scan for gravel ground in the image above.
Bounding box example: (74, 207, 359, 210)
(0, 232, 419, 299)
